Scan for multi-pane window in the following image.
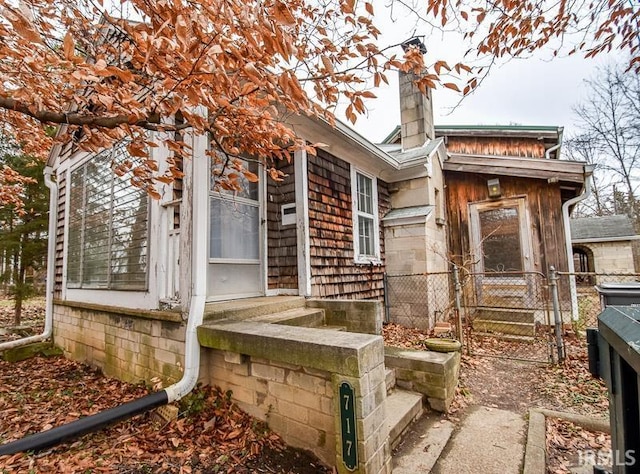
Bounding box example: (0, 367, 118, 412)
(351, 168, 380, 262)
(67, 145, 149, 290)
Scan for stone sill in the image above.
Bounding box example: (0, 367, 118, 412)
(53, 299, 183, 323)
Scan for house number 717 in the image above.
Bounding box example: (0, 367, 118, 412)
(339, 381, 358, 471)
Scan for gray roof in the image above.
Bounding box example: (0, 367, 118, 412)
(382, 205, 433, 221)
(387, 138, 444, 164)
(571, 215, 638, 241)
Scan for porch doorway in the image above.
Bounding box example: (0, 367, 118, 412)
(469, 198, 533, 274)
(468, 198, 534, 307)
(207, 161, 264, 300)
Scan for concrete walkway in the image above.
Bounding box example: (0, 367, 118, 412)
(393, 405, 527, 473)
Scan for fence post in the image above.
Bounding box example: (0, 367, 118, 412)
(549, 266, 565, 363)
(383, 273, 390, 324)
(453, 265, 464, 348)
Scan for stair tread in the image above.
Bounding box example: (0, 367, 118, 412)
(386, 389, 424, 449)
(246, 307, 323, 323)
(476, 307, 535, 313)
(474, 319, 534, 326)
(203, 296, 306, 320)
(473, 332, 536, 343)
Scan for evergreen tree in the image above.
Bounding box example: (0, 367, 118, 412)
(0, 144, 48, 326)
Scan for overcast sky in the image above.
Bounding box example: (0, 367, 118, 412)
(346, 5, 624, 146)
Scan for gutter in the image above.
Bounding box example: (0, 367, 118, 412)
(0, 166, 57, 352)
(562, 165, 594, 321)
(0, 133, 207, 455)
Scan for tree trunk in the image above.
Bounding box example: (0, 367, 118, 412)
(13, 295, 22, 327)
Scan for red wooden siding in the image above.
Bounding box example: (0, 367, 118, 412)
(267, 160, 298, 289)
(445, 136, 547, 159)
(307, 150, 390, 299)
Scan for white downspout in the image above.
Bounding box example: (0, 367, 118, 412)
(164, 131, 208, 403)
(0, 166, 57, 352)
(561, 166, 593, 321)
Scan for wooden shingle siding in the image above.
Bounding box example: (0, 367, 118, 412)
(308, 150, 389, 300)
(444, 171, 568, 275)
(267, 160, 298, 289)
(54, 173, 66, 298)
(446, 136, 547, 159)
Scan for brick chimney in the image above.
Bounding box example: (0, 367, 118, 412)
(399, 38, 434, 151)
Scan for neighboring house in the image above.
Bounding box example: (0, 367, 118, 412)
(571, 215, 640, 276)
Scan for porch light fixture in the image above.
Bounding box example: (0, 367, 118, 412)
(487, 178, 501, 198)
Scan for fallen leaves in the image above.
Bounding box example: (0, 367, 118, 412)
(546, 417, 611, 473)
(0, 355, 329, 473)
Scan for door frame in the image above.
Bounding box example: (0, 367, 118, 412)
(468, 196, 534, 275)
(206, 163, 267, 302)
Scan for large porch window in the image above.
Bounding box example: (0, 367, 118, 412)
(67, 145, 149, 290)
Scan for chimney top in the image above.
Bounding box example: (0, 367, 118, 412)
(401, 37, 427, 55)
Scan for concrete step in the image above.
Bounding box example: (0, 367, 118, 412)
(386, 389, 424, 450)
(247, 307, 325, 327)
(475, 307, 535, 324)
(479, 295, 528, 308)
(385, 367, 396, 395)
(473, 319, 536, 337)
(392, 414, 455, 473)
(319, 325, 347, 331)
(203, 296, 306, 321)
(473, 332, 536, 343)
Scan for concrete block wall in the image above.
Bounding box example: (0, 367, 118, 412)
(201, 349, 336, 465)
(588, 242, 637, 274)
(384, 346, 460, 412)
(197, 321, 392, 473)
(306, 299, 383, 335)
(53, 302, 186, 384)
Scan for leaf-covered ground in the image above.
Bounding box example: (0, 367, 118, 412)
(0, 297, 45, 343)
(0, 355, 332, 473)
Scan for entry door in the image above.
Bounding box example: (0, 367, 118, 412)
(469, 198, 533, 274)
(207, 161, 264, 300)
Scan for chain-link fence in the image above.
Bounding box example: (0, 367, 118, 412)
(384, 270, 558, 363)
(556, 272, 640, 331)
(384, 272, 455, 332)
(461, 271, 555, 363)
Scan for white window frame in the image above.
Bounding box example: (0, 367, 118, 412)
(66, 145, 150, 291)
(350, 167, 381, 264)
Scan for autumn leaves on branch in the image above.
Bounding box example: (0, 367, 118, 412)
(0, 0, 637, 205)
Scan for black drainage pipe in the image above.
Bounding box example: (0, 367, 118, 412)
(0, 390, 168, 456)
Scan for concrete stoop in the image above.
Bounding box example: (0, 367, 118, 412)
(198, 297, 460, 473)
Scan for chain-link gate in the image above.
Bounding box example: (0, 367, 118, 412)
(461, 271, 555, 363)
